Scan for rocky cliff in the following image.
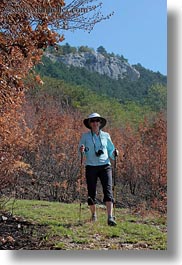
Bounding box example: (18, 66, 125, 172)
(45, 50, 140, 81)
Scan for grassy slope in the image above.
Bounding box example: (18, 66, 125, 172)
(6, 199, 167, 250)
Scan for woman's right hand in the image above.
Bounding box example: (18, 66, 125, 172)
(80, 144, 85, 153)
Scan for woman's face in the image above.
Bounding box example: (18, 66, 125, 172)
(89, 118, 101, 132)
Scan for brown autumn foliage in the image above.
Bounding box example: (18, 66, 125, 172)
(115, 114, 167, 213)
(21, 92, 84, 202)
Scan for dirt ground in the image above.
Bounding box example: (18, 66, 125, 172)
(0, 211, 51, 250)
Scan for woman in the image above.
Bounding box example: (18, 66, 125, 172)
(79, 113, 118, 226)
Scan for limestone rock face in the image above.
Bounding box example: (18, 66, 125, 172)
(45, 50, 140, 81)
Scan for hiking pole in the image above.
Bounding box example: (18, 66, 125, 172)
(79, 147, 84, 223)
(113, 149, 118, 218)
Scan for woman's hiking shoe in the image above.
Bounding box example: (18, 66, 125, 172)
(91, 214, 97, 222)
(108, 216, 117, 226)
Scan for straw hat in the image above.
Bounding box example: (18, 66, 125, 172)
(83, 113, 107, 129)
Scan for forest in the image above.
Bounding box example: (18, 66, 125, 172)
(0, 0, 167, 216)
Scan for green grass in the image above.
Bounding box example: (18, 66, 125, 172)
(5, 199, 167, 250)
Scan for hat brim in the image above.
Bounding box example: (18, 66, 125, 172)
(83, 117, 107, 129)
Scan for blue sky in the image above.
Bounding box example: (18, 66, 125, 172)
(62, 0, 167, 75)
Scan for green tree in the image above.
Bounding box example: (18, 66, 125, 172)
(97, 46, 107, 55)
(78, 46, 94, 53)
(145, 84, 167, 112)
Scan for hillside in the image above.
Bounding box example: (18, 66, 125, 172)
(35, 44, 167, 111)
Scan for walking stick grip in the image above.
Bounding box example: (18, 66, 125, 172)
(114, 149, 119, 157)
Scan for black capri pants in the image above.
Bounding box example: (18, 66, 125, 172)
(85, 164, 113, 205)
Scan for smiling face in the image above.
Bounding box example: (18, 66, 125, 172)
(89, 118, 101, 133)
